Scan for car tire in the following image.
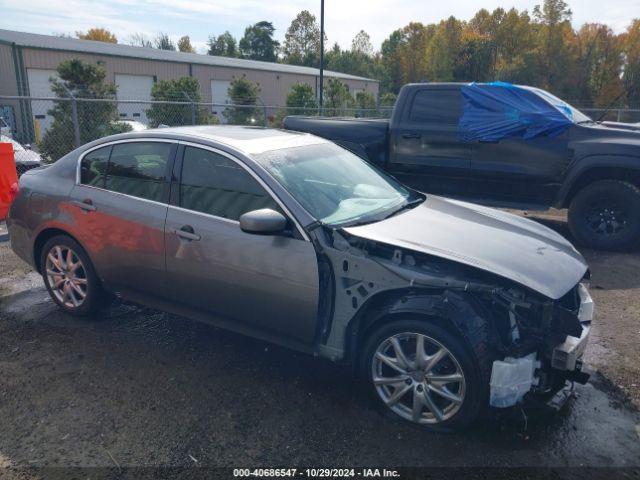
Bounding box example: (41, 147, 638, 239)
(360, 319, 486, 432)
(568, 180, 640, 251)
(40, 235, 109, 316)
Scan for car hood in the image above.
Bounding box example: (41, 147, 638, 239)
(343, 196, 587, 300)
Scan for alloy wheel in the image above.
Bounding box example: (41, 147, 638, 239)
(371, 332, 466, 425)
(585, 200, 628, 238)
(45, 245, 88, 308)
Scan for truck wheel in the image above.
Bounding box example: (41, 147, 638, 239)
(40, 235, 110, 316)
(568, 180, 640, 251)
(360, 320, 485, 432)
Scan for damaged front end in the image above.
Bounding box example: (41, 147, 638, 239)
(312, 227, 592, 410)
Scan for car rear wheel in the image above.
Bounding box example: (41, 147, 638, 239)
(568, 180, 640, 251)
(361, 320, 484, 431)
(40, 235, 109, 316)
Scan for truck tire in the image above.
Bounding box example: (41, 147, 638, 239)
(568, 180, 640, 251)
(360, 319, 486, 432)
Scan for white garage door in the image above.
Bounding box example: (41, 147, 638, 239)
(211, 79, 231, 123)
(27, 69, 58, 140)
(115, 74, 154, 124)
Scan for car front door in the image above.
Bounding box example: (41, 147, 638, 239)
(389, 86, 471, 197)
(69, 140, 175, 295)
(164, 145, 319, 344)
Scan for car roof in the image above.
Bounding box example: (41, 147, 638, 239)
(128, 125, 329, 155)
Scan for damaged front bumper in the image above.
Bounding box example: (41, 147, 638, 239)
(490, 283, 594, 408)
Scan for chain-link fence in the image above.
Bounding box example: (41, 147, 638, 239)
(1, 94, 638, 164)
(0, 94, 393, 163)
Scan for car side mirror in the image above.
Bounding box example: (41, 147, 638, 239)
(239, 209, 287, 235)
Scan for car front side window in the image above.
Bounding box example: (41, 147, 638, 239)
(104, 142, 172, 202)
(180, 146, 280, 221)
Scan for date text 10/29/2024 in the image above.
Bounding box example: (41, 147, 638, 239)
(233, 469, 401, 478)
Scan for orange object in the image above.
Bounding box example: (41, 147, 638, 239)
(0, 141, 19, 221)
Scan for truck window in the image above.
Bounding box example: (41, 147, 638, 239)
(409, 90, 462, 126)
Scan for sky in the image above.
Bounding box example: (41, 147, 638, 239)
(2, 0, 639, 53)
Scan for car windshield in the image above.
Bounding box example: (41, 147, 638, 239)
(0, 135, 24, 151)
(254, 142, 413, 226)
(525, 87, 593, 124)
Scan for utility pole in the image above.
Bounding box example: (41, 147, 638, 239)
(319, 0, 325, 112)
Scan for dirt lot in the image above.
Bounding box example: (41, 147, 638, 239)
(0, 216, 638, 476)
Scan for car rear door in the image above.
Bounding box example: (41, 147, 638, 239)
(69, 140, 176, 295)
(164, 145, 319, 344)
(388, 86, 471, 197)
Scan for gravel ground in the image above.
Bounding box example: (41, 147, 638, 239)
(0, 217, 638, 476)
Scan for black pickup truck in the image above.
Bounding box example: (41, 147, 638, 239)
(284, 82, 640, 251)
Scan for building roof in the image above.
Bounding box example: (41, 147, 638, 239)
(0, 29, 377, 83)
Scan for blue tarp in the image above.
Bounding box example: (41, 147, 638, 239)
(458, 81, 574, 142)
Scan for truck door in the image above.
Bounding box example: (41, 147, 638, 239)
(466, 133, 571, 207)
(388, 86, 471, 197)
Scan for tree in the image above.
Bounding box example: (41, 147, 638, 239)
(208, 32, 238, 57)
(39, 59, 122, 161)
(273, 82, 318, 126)
(223, 75, 263, 125)
(154, 32, 176, 51)
(323, 78, 354, 116)
(622, 19, 640, 105)
(239, 21, 279, 61)
(128, 33, 153, 48)
(145, 77, 215, 127)
(76, 28, 117, 43)
(397, 23, 434, 84)
(354, 90, 376, 116)
(352, 30, 373, 56)
(177, 36, 195, 53)
(379, 92, 397, 107)
(282, 10, 323, 66)
(380, 30, 403, 94)
(285, 83, 318, 114)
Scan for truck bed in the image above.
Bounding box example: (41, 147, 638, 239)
(283, 116, 389, 166)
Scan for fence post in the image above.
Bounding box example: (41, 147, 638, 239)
(617, 109, 622, 122)
(61, 84, 81, 148)
(183, 92, 196, 125)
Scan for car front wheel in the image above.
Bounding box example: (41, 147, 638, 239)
(40, 235, 108, 316)
(361, 320, 485, 431)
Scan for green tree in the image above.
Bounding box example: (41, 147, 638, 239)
(223, 75, 263, 125)
(397, 23, 434, 84)
(622, 19, 640, 105)
(145, 77, 215, 127)
(282, 10, 323, 66)
(352, 30, 373, 56)
(379, 92, 397, 107)
(354, 90, 376, 116)
(239, 21, 279, 61)
(380, 30, 404, 94)
(323, 78, 354, 116)
(272, 82, 318, 127)
(177, 35, 195, 53)
(76, 28, 117, 43)
(39, 59, 122, 161)
(208, 32, 238, 57)
(154, 32, 176, 51)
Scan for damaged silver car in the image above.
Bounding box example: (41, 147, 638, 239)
(7, 127, 593, 431)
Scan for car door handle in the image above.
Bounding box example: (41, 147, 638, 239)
(402, 132, 422, 139)
(174, 225, 201, 241)
(72, 199, 96, 212)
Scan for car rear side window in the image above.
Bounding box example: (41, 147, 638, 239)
(409, 89, 462, 125)
(180, 147, 280, 221)
(105, 142, 172, 202)
(80, 146, 111, 187)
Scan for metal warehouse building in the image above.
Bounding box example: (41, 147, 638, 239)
(0, 28, 378, 142)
